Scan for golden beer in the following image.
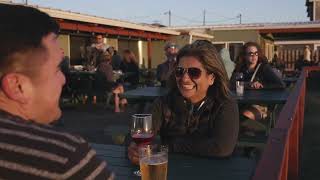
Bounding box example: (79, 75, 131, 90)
(140, 155, 168, 180)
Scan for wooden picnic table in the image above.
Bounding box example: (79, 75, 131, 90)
(91, 143, 255, 180)
(282, 76, 299, 87)
(122, 87, 290, 137)
(122, 86, 169, 101)
(66, 70, 96, 101)
(234, 89, 289, 105)
(122, 86, 289, 105)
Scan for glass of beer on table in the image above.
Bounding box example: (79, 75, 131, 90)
(139, 144, 168, 180)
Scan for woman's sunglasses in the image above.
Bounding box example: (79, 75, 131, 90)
(246, 51, 259, 57)
(175, 67, 203, 79)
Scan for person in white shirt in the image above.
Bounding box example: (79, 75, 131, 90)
(303, 45, 312, 62)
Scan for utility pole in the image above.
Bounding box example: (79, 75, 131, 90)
(25, 0, 28, 5)
(164, 10, 171, 27)
(238, 13, 242, 24)
(203, 9, 206, 26)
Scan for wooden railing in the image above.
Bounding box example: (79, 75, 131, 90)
(278, 49, 320, 70)
(252, 66, 320, 180)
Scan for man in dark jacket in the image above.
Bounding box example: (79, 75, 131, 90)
(156, 42, 178, 87)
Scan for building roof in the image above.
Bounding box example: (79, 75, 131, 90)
(1, 1, 180, 36)
(188, 31, 214, 39)
(178, 31, 214, 39)
(166, 21, 320, 31)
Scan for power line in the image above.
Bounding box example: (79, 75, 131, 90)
(205, 10, 236, 20)
(171, 13, 202, 23)
(125, 10, 242, 26)
(206, 17, 239, 24)
(125, 13, 163, 20)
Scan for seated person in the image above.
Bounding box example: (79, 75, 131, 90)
(128, 40, 239, 164)
(96, 51, 127, 112)
(230, 42, 285, 133)
(108, 46, 122, 71)
(119, 49, 140, 87)
(271, 53, 285, 73)
(0, 4, 114, 179)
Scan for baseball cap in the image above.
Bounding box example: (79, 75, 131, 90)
(164, 42, 177, 50)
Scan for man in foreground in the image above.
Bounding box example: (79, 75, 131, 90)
(0, 4, 114, 179)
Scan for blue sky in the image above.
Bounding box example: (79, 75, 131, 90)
(17, 0, 309, 26)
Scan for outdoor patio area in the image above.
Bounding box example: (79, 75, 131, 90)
(56, 71, 320, 180)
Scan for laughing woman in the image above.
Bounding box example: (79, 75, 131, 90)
(128, 40, 239, 164)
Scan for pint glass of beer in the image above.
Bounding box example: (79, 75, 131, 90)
(139, 145, 168, 180)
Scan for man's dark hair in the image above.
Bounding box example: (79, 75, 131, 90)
(0, 4, 60, 77)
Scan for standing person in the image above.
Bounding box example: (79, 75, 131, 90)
(120, 49, 140, 87)
(156, 42, 179, 87)
(128, 40, 239, 164)
(0, 4, 114, 179)
(91, 34, 109, 52)
(108, 47, 122, 71)
(87, 34, 109, 68)
(304, 45, 312, 62)
(230, 42, 285, 133)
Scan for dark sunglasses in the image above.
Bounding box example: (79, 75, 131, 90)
(175, 67, 203, 79)
(246, 51, 259, 57)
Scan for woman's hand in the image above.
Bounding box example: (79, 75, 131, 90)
(112, 85, 124, 94)
(127, 142, 139, 165)
(250, 81, 264, 89)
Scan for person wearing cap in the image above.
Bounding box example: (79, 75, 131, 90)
(156, 42, 179, 87)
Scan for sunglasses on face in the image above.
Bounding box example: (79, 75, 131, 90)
(246, 51, 259, 57)
(175, 67, 203, 79)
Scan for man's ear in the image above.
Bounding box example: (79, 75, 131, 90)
(1, 73, 32, 104)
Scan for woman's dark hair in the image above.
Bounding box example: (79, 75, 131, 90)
(169, 40, 230, 101)
(234, 41, 267, 72)
(123, 49, 138, 65)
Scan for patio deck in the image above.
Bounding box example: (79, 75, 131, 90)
(301, 72, 320, 180)
(57, 70, 320, 179)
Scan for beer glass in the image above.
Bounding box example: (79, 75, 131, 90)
(236, 72, 244, 96)
(236, 81, 244, 96)
(139, 145, 168, 180)
(131, 114, 154, 176)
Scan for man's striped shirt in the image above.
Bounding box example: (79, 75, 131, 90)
(0, 110, 115, 179)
